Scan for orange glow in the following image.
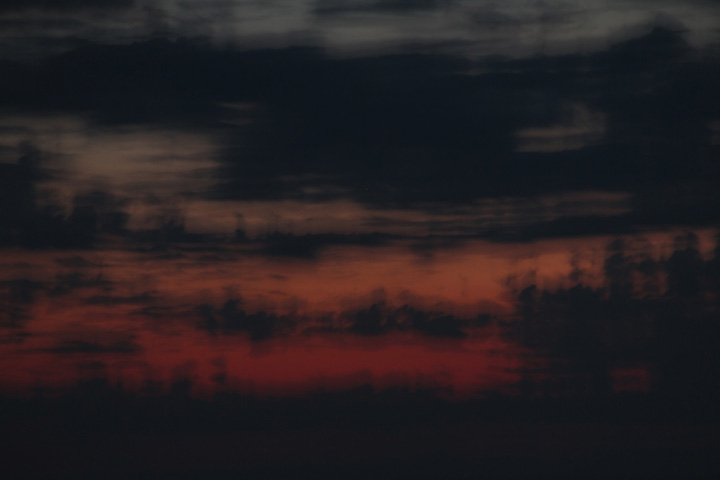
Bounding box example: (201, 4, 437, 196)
(2, 229, 712, 397)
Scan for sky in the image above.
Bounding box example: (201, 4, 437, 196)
(1, 1, 720, 477)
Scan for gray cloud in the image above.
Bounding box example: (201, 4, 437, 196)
(1, 26, 717, 246)
(0, 0, 135, 11)
(1, 0, 719, 61)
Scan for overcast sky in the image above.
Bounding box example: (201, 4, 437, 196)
(0, 0, 719, 421)
(2, 3, 720, 479)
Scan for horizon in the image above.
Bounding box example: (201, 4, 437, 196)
(1, 1, 720, 478)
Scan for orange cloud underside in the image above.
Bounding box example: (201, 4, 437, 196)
(0, 326, 525, 398)
(2, 231, 692, 397)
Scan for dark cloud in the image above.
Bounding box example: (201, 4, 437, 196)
(49, 272, 112, 296)
(0, 329, 32, 345)
(252, 232, 390, 259)
(0, 0, 135, 12)
(314, 0, 452, 15)
(0, 155, 39, 245)
(0, 278, 43, 304)
(42, 337, 142, 354)
(197, 299, 281, 341)
(346, 303, 468, 338)
(0, 146, 131, 249)
(129, 304, 184, 319)
(54, 255, 101, 268)
(0, 18, 83, 30)
(0, 279, 44, 328)
(85, 292, 159, 306)
(195, 295, 474, 340)
(476, 215, 636, 243)
(665, 232, 706, 298)
(212, 50, 517, 206)
(0, 37, 225, 126)
(207, 27, 717, 221)
(467, 2, 576, 30)
(68, 191, 130, 235)
(629, 182, 720, 229)
(0, 27, 717, 239)
(131, 217, 212, 247)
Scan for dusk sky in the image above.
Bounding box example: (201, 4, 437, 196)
(1, 1, 720, 478)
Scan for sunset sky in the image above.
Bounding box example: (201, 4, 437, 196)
(1, 1, 720, 478)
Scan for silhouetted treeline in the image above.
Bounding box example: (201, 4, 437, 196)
(1, 375, 717, 441)
(3, 381, 719, 480)
(512, 233, 720, 409)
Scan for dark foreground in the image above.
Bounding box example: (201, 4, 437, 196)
(2, 389, 719, 479)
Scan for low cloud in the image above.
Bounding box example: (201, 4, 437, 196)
(0, 278, 44, 329)
(1, 28, 717, 237)
(195, 296, 484, 341)
(0, 145, 132, 249)
(252, 232, 389, 259)
(314, 0, 452, 16)
(0, 0, 135, 12)
(42, 338, 142, 354)
(85, 292, 160, 306)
